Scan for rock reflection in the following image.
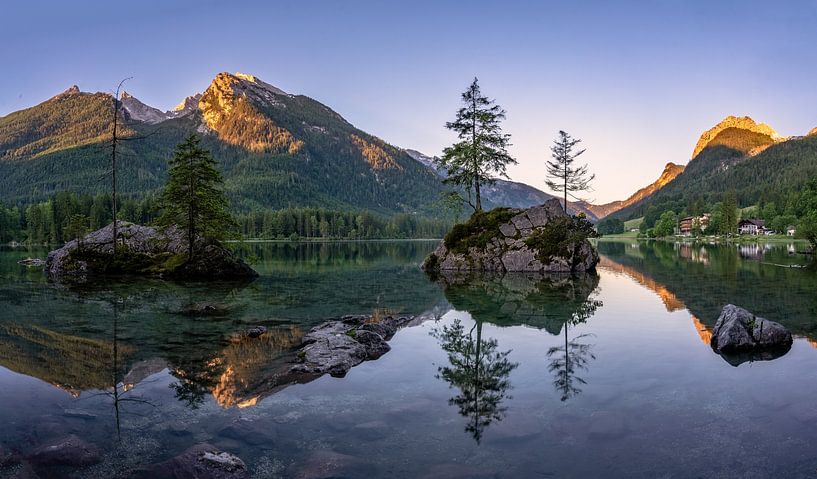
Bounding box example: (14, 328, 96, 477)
(432, 272, 605, 434)
(432, 319, 518, 443)
(436, 271, 602, 334)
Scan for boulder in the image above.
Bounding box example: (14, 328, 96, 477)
(423, 198, 598, 274)
(45, 221, 257, 281)
(25, 434, 100, 468)
(290, 315, 414, 378)
(710, 304, 793, 365)
(133, 443, 248, 479)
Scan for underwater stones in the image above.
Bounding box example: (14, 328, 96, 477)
(292, 450, 373, 479)
(134, 443, 248, 479)
(217, 418, 277, 446)
(178, 302, 230, 316)
(25, 435, 100, 468)
(246, 326, 267, 338)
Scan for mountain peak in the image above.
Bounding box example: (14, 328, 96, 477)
(215, 71, 288, 96)
(120, 91, 171, 124)
(52, 85, 81, 100)
(692, 115, 781, 159)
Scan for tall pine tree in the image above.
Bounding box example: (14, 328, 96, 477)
(157, 135, 236, 260)
(546, 131, 594, 214)
(437, 78, 516, 212)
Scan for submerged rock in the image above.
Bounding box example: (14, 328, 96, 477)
(17, 258, 45, 267)
(290, 315, 415, 378)
(178, 302, 230, 316)
(134, 443, 248, 479)
(246, 326, 268, 338)
(25, 434, 100, 468)
(711, 304, 792, 365)
(45, 221, 257, 281)
(423, 198, 598, 274)
(292, 450, 373, 479)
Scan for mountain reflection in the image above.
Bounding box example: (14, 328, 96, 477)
(597, 240, 817, 365)
(432, 319, 518, 443)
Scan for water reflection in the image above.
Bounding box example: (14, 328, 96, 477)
(433, 272, 604, 415)
(546, 282, 602, 401)
(432, 319, 518, 443)
(598, 240, 816, 365)
(436, 272, 603, 334)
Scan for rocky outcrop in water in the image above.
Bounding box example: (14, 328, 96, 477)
(710, 304, 792, 366)
(45, 221, 257, 281)
(423, 198, 598, 274)
(290, 315, 417, 378)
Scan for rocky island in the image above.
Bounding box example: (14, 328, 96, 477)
(423, 198, 598, 274)
(45, 221, 257, 281)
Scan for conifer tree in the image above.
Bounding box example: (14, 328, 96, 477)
(719, 191, 739, 235)
(157, 135, 237, 260)
(546, 131, 594, 214)
(437, 78, 516, 212)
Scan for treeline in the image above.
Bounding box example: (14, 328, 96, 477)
(236, 209, 450, 240)
(0, 192, 450, 244)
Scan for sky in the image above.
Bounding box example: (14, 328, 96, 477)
(2, 0, 817, 204)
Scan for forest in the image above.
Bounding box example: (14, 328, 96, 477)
(0, 192, 450, 244)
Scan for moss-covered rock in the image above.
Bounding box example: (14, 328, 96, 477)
(423, 198, 598, 274)
(45, 222, 257, 282)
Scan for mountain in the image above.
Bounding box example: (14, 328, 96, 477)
(0, 72, 449, 214)
(611, 115, 817, 220)
(404, 149, 600, 219)
(575, 162, 685, 219)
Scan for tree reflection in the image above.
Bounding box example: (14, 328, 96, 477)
(545, 281, 601, 401)
(432, 319, 518, 443)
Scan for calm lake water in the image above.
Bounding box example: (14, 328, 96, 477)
(2, 240, 817, 478)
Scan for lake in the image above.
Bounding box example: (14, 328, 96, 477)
(1, 239, 817, 478)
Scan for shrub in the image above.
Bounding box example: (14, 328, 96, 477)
(443, 208, 517, 254)
(524, 215, 598, 264)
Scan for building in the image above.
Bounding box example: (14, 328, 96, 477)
(679, 214, 711, 236)
(787, 225, 797, 237)
(738, 219, 766, 235)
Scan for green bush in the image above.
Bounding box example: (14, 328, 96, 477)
(443, 208, 517, 254)
(524, 215, 598, 264)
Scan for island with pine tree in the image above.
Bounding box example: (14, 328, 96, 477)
(45, 135, 257, 281)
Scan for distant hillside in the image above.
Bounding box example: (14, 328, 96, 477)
(0, 72, 447, 215)
(576, 162, 685, 219)
(612, 116, 817, 219)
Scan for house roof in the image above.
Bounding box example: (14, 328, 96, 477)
(738, 219, 765, 227)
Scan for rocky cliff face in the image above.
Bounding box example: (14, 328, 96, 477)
(691, 115, 781, 159)
(423, 198, 598, 274)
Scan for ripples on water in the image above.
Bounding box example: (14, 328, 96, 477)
(1, 240, 816, 478)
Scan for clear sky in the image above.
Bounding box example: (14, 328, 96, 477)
(3, 0, 817, 203)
